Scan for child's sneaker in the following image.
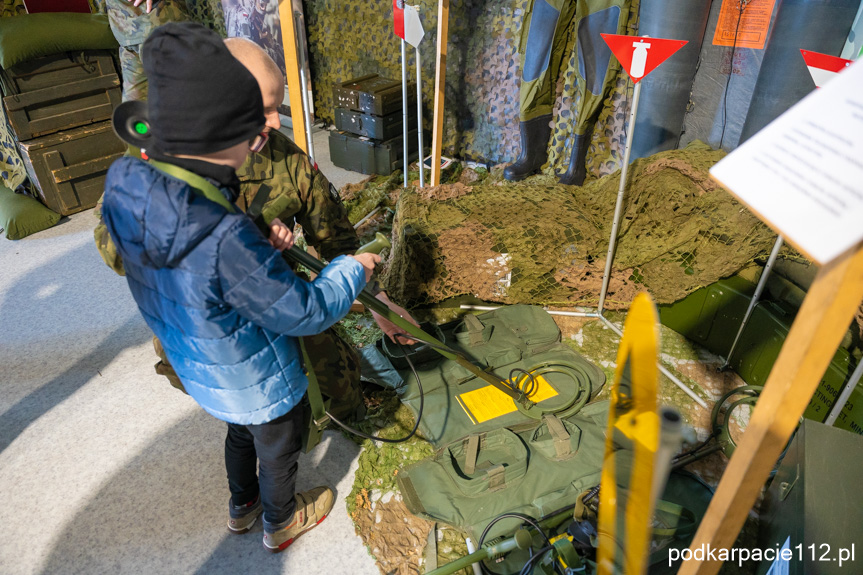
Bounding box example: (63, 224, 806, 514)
(227, 495, 263, 534)
(262, 486, 334, 553)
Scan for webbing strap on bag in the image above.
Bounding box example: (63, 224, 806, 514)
(299, 337, 329, 452)
(463, 314, 486, 346)
(543, 414, 573, 459)
(464, 434, 480, 475)
(151, 159, 276, 240)
(652, 499, 697, 538)
(299, 338, 328, 426)
(487, 464, 506, 491)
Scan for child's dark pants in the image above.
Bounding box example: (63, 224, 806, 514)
(224, 402, 304, 528)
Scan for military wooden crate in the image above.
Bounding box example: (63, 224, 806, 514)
(334, 107, 416, 140)
(2, 50, 121, 140)
(328, 129, 422, 176)
(17, 121, 124, 216)
(332, 74, 414, 117)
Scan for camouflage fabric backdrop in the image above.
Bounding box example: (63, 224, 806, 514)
(3, 0, 639, 182)
(304, 0, 639, 180)
(0, 0, 23, 17)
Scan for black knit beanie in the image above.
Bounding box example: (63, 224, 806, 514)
(141, 22, 265, 155)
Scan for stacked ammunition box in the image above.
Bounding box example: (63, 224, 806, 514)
(3, 50, 125, 215)
(329, 74, 421, 176)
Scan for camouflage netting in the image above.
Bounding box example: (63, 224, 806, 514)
(382, 142, 779, 309)
(304, 0, 639, 180)
(1, 0, 23, 17)
(0, 0, 225, 33)
(187, 0, 227, 36)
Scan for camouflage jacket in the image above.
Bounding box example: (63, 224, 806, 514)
(106, 0, 191, 47)
(94, 130, 360, 275)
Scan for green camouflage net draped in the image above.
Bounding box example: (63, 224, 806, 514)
(383, 142, 778, 310)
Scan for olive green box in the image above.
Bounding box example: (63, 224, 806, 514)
(17, 121, 124, 216)
(2, 51, 121, 141)
(332, 74, 414, 117)
(334, 107, 415, 141)
(328, 129, 422, 176)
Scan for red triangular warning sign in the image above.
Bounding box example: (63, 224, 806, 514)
(393, 0, 405, 40)
(800, 49, 853, 88)
(601, 34, 688, 84)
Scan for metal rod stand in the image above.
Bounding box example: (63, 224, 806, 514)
(720, 235, 784, 370)
(401, 39, 409, 187)
(597, 80, 642, 314)
(598, 314, 709, 409)
(416, 45, 424, 188)
(825, 358, 863, 426)
(294, 10, 315, 163)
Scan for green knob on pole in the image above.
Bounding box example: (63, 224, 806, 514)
(355, 232, 392, 255)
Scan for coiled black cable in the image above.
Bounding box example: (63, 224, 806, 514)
(477, 512, 564, 575)
(325, 339, 424, 444)
(519, 544, 554, 575)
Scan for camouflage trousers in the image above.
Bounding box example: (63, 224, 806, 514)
(119, 44, 148, 101)
(519, 0, 628, 130)
(153, 328, 365, 422)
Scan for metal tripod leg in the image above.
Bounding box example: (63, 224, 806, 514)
(720, 235, 784, 371)
(825, 359, 863, 426)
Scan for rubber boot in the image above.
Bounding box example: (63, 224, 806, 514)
(558, 132, 590, 186)
(503, 115, 553, 181)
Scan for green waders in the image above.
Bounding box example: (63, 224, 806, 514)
(510, 0, 631, 185)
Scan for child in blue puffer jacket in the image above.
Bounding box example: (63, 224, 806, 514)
(100, 23, 379, 553)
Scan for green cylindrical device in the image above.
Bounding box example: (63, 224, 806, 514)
(354, 232, 392, 255)
(424, 529, 533, 575)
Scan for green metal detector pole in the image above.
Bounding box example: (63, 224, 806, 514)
(285, 244, 452, 356)
(283, 244, 527, 403)
(425, 529, 534, 575)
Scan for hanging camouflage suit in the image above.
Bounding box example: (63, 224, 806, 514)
(94, 131, 367, 422)
(106, 0, 192, 100)
(506, 0, 630, 185)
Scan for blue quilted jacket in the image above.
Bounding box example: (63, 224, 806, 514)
(101, 157, 366, 425)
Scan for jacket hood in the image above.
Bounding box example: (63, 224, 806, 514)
(104, 157, 229, 269)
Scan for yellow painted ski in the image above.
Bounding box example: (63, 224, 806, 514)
(597, 293, 661, 575)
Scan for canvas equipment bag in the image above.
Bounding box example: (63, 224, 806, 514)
(382, 305, 607, 448)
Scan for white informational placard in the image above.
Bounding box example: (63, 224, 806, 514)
(710, 59, 863, 265)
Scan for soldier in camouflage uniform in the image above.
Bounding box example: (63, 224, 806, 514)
(95, 38, 416, 422)
(106, 0, 191, 100)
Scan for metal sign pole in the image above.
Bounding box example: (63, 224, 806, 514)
(298, 65, 315, 163)
(597, 79, 642, 314)
(401, 39, 409, 187)
(293, 10, 315, 164)
(825, 358, 863, 426)
(720, 235, 784, 370)
(416, 45, 424, 188)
